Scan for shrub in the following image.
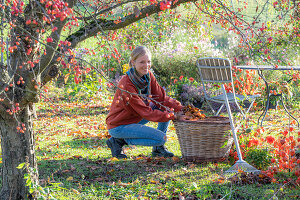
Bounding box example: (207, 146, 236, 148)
(245, 148, 272, 170)
(150, 25, 224, 86)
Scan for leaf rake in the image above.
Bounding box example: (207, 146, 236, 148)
(221, 85, 261, 174)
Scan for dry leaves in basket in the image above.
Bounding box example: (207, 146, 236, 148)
(181, 105, 206, 121)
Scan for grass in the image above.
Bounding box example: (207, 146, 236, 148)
(0, 88, 299, 199)
(26, 91, 300, 199)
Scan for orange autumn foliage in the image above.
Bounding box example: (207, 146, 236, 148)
(181, 104, 206, 121)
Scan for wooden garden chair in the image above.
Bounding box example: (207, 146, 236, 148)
(196, 57, 260, 117)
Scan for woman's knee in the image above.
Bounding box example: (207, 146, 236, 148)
(156, 135, 167, 146)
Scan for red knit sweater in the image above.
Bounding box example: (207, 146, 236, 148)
(106, 71, 183, 129)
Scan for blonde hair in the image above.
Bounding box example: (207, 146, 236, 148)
(129, 46, 152, 68)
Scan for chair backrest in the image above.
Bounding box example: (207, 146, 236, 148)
(197, 58, 235, 99)
(197, 58, 232, 83)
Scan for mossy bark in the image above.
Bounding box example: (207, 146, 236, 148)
(0, 106, 38, 200)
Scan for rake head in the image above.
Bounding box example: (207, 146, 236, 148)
(225, 160, 261, 174)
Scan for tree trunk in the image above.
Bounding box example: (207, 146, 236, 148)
(0, 105, 38, 200)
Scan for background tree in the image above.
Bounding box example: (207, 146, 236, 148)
(0, 0, 196, 199)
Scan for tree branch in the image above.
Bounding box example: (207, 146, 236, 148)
(66, 0, 196, 48)
(77, 0, 144, 21)
(37, 0, 77, 74)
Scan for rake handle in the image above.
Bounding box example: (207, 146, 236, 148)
(221, 84, 244, 161)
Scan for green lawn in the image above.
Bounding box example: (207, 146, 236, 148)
(23, 92, 299, 199)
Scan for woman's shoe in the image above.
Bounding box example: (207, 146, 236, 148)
(152, 145, 174, 157)
(106, 137, 127, 159)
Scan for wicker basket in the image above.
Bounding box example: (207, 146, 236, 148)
(173, 116, 233, 162)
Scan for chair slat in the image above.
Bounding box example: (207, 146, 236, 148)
(217, 59, 224, 81)
(213, 59, 218, 81)
(200, 59, 213, 80)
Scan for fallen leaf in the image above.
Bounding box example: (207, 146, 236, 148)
(214, 177, 225, 184)
(69, 155, 83, 160)
(150, 180, 158, 184)
(108, 157, 119, 162)
(71, 188, 80, 194)
(218, 177, 225, 183)
(135, 156, 144, 160)
(172, 156, 180, 162)
(188, 164, 196, 168)
(118, 180, 130, 187)
(61, 169, 70, 173)
(66, 176, 73, 181)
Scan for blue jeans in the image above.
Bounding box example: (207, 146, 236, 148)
(108, 111, 170, 146)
